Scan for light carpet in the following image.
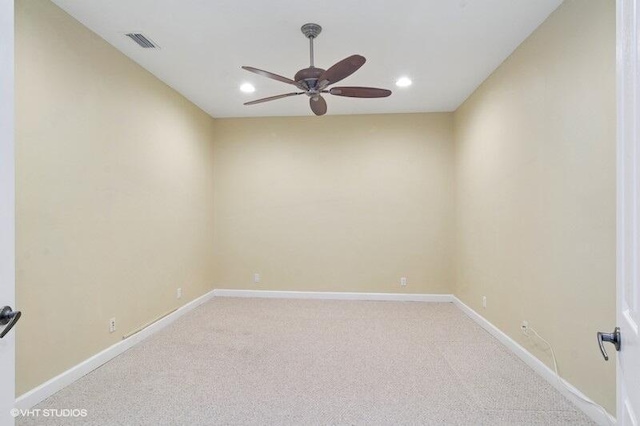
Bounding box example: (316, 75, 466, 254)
(17, 298, 594, 425)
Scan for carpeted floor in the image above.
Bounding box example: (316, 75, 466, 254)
(17, 298, 594, 425)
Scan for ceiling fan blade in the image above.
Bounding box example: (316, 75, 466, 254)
(317, 55, 366, 86)
(329, 87, 392, 98)
(244, 92, 304, 105)
(242, 66, 299, 86)
(309, 95, 327, 116)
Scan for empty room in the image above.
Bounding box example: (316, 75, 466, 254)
(1, 0, 638, 425)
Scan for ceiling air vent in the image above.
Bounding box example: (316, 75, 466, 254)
(125, 33, 158, 49)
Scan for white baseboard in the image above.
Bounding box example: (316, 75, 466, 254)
(15, 289, 216, 410)
(213, 289, 454, 302)
(452, 296, 616, 426)
(16, 288, 614, 426)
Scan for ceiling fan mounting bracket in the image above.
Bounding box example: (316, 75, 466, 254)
(301, 23, 322, 39)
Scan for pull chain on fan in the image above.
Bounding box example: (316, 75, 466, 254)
(242, 23, 391, 116)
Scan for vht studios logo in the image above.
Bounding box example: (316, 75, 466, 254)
(11, 408, 88, 418)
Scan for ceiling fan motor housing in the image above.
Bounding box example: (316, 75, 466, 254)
(294, 67, 325, 91)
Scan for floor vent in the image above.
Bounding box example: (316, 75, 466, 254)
(125, 33, 158, 49)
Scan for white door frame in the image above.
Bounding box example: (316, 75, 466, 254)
(616, 0, 640, 424)
(0, 0, 16, 425)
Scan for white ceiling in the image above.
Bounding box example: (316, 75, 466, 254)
(51, 0, 562, 118)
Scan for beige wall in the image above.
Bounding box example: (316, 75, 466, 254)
(16, 0, 616, 416)
(454, 0, 616, 412)
(15, 0, 216, 395)
(212, 114, 455, 293)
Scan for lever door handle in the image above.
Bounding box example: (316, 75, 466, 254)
(0, 306, 21, 339)
(597, 327, 621, 361)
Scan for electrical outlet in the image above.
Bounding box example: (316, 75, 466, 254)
(109, 317, 116, 333)
(400, 277, 407, 286)
(177, 288, 182, 299)
(521, 320, 529, 334)
(482, 296, 487, 308)
(254, 273, 260, 284)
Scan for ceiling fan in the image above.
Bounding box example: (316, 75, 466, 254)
(242, 23, 392, 116)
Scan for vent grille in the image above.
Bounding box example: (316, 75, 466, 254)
(125, 33, 158, 49)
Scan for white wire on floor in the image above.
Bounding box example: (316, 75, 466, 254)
(524, 326, 614, 426)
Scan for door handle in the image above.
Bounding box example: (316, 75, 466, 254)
(0, 305, 21, 339)
(597, 327, 621, 361)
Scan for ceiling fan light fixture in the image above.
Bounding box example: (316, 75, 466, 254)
(240, 83, 255, 93)
(396, 77, 412, 87)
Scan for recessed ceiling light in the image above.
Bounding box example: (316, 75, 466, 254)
(395, 77, 412, 87)
(240, 83, 255, 93)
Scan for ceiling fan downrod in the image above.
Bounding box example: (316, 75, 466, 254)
(301, 23, 322, 68)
